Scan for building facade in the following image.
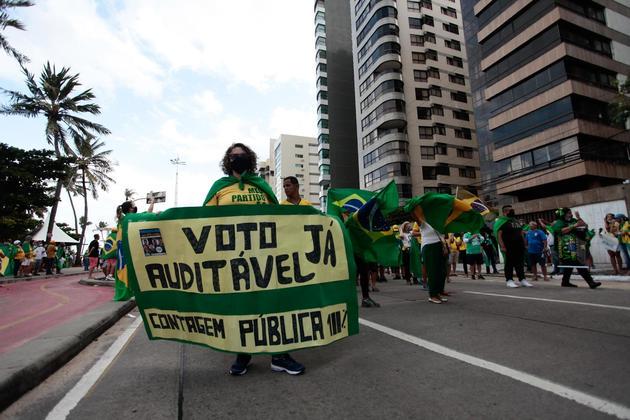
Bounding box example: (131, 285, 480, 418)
(349, 0, 481, 199)
(270, 134, 321, 206)
(314, 0, 360, 209)
(462, 0, 630, 217)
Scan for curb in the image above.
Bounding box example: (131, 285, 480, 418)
(0, 269, 88, 285)
(78, 278, 115, 287)
(0, 299, 136, 411)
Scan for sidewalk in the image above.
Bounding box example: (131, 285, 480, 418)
(0, 270, 136, 410)
(0, 266, 87, 285)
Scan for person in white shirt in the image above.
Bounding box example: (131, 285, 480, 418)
(420, 221, 449, 304)
(33, 242, 46, 275)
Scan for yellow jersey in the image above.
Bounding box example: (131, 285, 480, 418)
(280, 198, 313, 206)
(205, 183, 271, 206)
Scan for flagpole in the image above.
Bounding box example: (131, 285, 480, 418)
(170, 157, 186, 207)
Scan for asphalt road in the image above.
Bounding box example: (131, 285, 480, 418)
(5, 276, 630, 419)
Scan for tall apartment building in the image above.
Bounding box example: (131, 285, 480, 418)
(462, 0, 630, 218)
(269, 134, 321, 206)
(314, 0, 360, 208)
(349, 0, 481, 199)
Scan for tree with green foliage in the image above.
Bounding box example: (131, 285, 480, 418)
(1, 62, 111, 240)
(69, 134, 115, 259)
(609, 77, 630, 129)
(0, 0, 33, 65)
(0, 143, 73, 240)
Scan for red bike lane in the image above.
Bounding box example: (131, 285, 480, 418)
(0, 274, 114, 355)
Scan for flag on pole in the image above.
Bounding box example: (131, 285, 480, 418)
(326, 188, 376, 219)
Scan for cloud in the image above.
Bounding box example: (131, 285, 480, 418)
(0, 0, 165, 99)
(269, 106, 318, 139)
(192, 89, 223, 117)
(116, 0, 315, 90)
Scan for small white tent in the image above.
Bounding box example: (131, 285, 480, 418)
(31, 211, 79, 244)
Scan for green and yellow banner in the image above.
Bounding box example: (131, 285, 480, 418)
(122, 205, 358, 354)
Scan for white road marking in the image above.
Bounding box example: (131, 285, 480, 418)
(359, 318, 630, 419)
(463, 291, 630, 311)
(45, 318, 142, 420)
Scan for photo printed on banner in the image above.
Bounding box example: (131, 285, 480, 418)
(140, 228, 167, 256)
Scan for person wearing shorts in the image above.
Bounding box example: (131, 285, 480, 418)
(463, 232, 484, 280)
(87, 234, 100, 279)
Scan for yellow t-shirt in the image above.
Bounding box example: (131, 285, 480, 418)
(280, 198, 313, 206)
(205, 183, 271, 206)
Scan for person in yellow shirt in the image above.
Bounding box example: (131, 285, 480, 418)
(281, 176, 312, 206)
(203, 143, 304, 377)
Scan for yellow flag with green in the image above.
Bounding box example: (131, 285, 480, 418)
(121, 205, 358, 354)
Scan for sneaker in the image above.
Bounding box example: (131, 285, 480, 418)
(477, 274, 485, 280)
(428, 296, 442, 304)
(520, 279, 533, 287)
(589, 281, 602, 289)
(271, 354, 305, 375)
(229, 354, 252, 376)
(506, 280, 520, 288)
(513, 280, 522, 286)
(561, 282, 578, 288)
(471, 275, 476, 280)
(361, 298, 381, 308)
(438, 294, 448, 302)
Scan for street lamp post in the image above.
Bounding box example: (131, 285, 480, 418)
(170, 157, 186, 207)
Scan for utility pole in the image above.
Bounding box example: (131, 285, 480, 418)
(170, 157, 186, 207)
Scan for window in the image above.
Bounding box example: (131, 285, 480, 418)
(445, 39, 461, 51)
(412, 52, 426, 63)
(295, 154, 303, 158)
(443, 22, 459, 34)
(361, 99, 406, 129)
(418, 126, 433, 139)
(364, 162, 410, 187)
(422, 166, 437, 180)
(424, 15, 434, 26)
(318, 119, 329, 128)
(429, 86, 442, 97)
(426, 49, 438, 61)
(449, 73, 465, 85)
(295, 144, 303, 148)
(410, 34, 424, 46)
(415, 88, 429, 100)
(457, 148, 473, 158)
(407, 1, 421, 12)
(421, 0, 432, 9)
(433, 124, 446, 135)
(459, 167, 476, 178)
(428, 67, 440, 79)
(319, 148, 329, 159)
(409, 17, 423, 29)
(441, 6, 457, 18)
(452, 110, 469, 121)
(447, 56, 463, 67)
(318, 134, 329, 145)
(414, 70, 428, 82)
(320, 164, 330, 175)
(317, 104, 328, 114)
(424, 32, 436, 43)
(295, 163, 304, 168)
(363, 141, 409, 167)
(317, 90, 328, 100)
(435, 143, 447, 155)
(421, 146, 435, 159)
(317, 63, 327, 73)
(451, 91, 467, 102)
(436, 165, 450, 175)
(455, 128, 472, 139)
(417, 107, 431, 119)
(431, 105, 444, 116)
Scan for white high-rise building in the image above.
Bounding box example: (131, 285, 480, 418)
(269, 134, 320, 207)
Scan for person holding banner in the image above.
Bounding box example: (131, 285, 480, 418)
(551, 208, 601, 289)
(204, 143, 305, 377)
(603, 213, 623, 275)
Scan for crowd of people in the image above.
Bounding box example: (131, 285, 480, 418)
(0, 237, 72, 277)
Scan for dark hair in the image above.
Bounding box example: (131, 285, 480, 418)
(120, 201, 136, 214)
(283, 176, 299, 186)
(221, 143, 257, 175)
(501, 205, 512, 212)
(555, 207, 571, 219)
(94, 234, 99, 239)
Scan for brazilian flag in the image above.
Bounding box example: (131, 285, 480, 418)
(404, 192, 485, 234)
(326, 188, 375, 219)
(101, 229, 118, 260)
(113, 225, 133, 301)
(0, 243, 14, 277)
(342, 181, 401, 266)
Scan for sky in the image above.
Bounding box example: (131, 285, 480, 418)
(0, 0, 318, 236)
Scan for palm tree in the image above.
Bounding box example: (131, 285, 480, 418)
(1, 62, 111, 240)
(71, 134, 115, 259)
(124, 188, 136, 201)
(0, 0, 33, 65)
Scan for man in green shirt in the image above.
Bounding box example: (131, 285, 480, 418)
(463, 232, 484, 280)
(551, 207, 601, 289)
